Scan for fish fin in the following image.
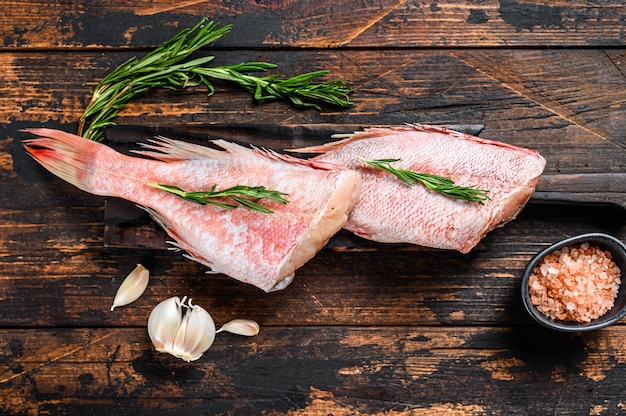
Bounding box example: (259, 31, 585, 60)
(213, 140, 346, 171)
(406, 123, 544, 155)
(134, 135, 347, 173)
(132, 136, 228, 161)
(22, 128, 112, 193)
(134, 137, 342, 170)
(179, 254, 220, 274)
(286, 124, 481, 154)
(166, 241, 182, 252)
(134, 136, 290, 163)
(285, 136, 358, 154)
(137, 205, 190, 254)
(284, 126, 409, 154)
(405, 123, 462, 136)
(137, 205, 221, 273)
(136, 205, 170, 232)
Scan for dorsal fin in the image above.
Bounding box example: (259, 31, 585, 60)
(286, 124, 466, 154)
(134, 136, 346, 170)
(131, 136, 230, 161)
(287, 123, 538, 156)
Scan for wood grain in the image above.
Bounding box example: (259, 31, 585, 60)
(2, 1, 626, 414)
(2, 1, 626, 49)
(1, 327, 626, 415)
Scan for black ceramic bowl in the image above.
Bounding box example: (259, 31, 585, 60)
(521, 233, 626, 332)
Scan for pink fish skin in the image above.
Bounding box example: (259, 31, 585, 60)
(23, 129, 361, 291)
(291, 124, 546, 253)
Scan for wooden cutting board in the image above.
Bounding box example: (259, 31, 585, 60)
(101, 123, 626, 250)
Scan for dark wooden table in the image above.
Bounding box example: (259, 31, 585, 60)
(2, 1, 626, 414)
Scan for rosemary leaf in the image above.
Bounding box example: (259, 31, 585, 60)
(147, 183, 289, 214)
(78, 18, 353, 142)
(362, 158, 491, 204)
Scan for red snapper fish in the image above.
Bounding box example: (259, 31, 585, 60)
(291, 124, 546, 253)
(23, 129, 361, 292)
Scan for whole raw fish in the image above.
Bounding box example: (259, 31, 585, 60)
(291, 124, 546, 253)
(23, 129, 361, 291)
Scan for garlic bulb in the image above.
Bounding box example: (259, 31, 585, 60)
(147, 296, 216, 362)
(111, 264, 149, 311)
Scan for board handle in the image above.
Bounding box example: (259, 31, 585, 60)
(531, 173, 626, 212)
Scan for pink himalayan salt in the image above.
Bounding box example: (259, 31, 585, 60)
(528, 242, 621, 323)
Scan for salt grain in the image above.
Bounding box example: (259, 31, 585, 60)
(528, 243, 621, 323)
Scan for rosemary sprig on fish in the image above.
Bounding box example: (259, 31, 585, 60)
(362, 158, 490, 204)
(78, 18, 353, 142)
(148, 183, 289, 214)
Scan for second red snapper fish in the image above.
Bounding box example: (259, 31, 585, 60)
(23, 129, 361, 292)
(291, 124, 546, 253)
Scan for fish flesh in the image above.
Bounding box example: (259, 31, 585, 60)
(291, 124, 546, 253)
(23, 129, 361, 292)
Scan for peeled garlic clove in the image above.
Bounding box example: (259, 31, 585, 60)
(148, 296, 216, 362)
(110, 264, 149, 311)
(216, 319, 260, 336)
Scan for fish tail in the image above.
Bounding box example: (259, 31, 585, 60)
(22, 129, 110, 194)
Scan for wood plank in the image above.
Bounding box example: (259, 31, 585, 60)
(2, 1, 626, 49)
(1, 326, 626, 415)
(534, 173, 626, 209)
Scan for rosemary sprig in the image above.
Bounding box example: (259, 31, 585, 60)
(78, 18, 352, 142)
(147, 183, 289, 214)
(362, 158, 491, 204)
(78, 19, 228, 141)
(193, 64, 353, 109)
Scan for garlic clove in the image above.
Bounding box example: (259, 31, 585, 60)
(171, 300, 215, 361)
(148, 296, 184, 352)
(216, 319, 260, 336)
(148, 296, 216, 362)
(110, 264, 150, 311)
